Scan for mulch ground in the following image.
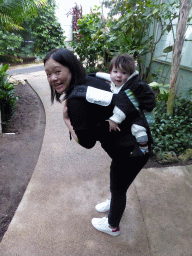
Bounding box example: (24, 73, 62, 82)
(0, 81, 46, 241)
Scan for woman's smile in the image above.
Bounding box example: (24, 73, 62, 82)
(54, 83, 64, 90)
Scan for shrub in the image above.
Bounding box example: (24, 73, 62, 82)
(151, 94, 192, 157)
(0, 30, 23, 57)
(71, 7, 113, 73)
(0, 64, 17, 124)
(29, 1, 66, 58)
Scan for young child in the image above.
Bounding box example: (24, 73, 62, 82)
(94, 54, 151, 155)
(68, 53, 154, 155)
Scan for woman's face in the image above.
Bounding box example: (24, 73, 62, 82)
(45, 58, 72, 94)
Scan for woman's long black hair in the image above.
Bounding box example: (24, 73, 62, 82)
(44, 48, 86, 103)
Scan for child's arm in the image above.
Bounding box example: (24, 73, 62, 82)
(96, 72, 111, 82)
(67, 77, 141, 120)
(89, 72, 156, 115)
(107, 105, 126, 131)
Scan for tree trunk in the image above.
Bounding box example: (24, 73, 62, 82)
(167, 0, 192, 115)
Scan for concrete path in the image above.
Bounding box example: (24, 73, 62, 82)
(7, 63, 44, 76)
(0, 67, 192, 255)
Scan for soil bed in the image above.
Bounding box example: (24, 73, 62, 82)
(0, 81, 46, 241)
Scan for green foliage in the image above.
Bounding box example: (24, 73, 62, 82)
(0, 64, 17, 123)
(19, 41, 34, 58)
(178, 149, 192, 162)
(149, 82, 169, 95)
(149, 82, 169, 101)
(104, 0, 179, 81)
(71, 6, 114, 73)
(0, 0, 48, 60)
(0, 30, 23, 57)
(72, 0, 179, 78)
(156, 151, 178, 164)
(151, 95, 192, 158)
(29, 1, 66, 57)
(0, 0, 47, 31)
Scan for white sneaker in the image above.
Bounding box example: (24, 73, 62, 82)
(91, 217, 120, 236)
(95, 199, 110, 212)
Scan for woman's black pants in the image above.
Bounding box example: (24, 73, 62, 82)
(101, 141, 150, 228)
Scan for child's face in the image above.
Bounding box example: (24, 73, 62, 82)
(110, 65, 130, 87)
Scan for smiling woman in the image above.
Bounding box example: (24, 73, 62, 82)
(43, 48, 156, 237)
(45, 58, 72, 95)
(44, 48, 86, 103)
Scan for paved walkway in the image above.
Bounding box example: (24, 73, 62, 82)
(0, 66, 192, 255)
(7, 63, 44, 76)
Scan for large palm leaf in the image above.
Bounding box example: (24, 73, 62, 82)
(0, 0, 47, 30)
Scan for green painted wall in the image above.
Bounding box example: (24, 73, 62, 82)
(148, 2, 192, 100)
(150, 60, 192, 100)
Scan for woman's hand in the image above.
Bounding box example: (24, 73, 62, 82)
(107, 119, 121, 132)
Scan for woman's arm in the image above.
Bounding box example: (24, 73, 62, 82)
(63, 100, 78, 143)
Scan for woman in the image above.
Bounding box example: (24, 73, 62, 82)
(44, 48, 156, 237)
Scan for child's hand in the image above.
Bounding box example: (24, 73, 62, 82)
(107, 119, 121, 132)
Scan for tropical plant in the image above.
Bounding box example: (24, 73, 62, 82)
(29, 0, 66, 57)
(70, 4, 82, 41)
(0, 0, 47, 31)
(103, 0, 179, 81)
(71, 1, 180, 77)
(0, 64, 17, 124)
(0, 30, 23, 58)
(149, 82, 169, 101)
(151, 90, 192, 158)
(71, 6, 109, 72)
(0, 0, 47, 60)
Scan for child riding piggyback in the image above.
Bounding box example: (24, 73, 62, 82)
(68, 53, 155, 156)
(96, 54, 151, 155)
